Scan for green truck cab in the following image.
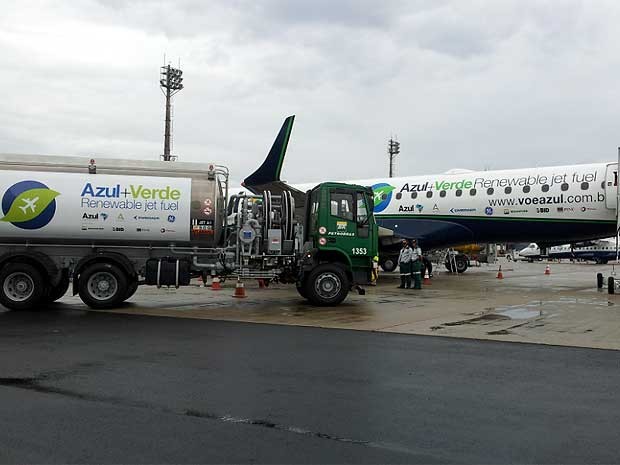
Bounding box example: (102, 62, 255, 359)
(297, 182, 378, 305)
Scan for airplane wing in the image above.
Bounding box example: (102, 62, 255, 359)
(242, 115, 307, 209)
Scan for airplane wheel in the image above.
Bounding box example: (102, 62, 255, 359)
(380, 258, 397, 273)
(455, 256, 468, 273)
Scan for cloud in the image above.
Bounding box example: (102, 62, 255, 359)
(1, 0, 620, 185)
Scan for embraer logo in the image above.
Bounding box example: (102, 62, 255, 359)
(450, 208, 476, 214)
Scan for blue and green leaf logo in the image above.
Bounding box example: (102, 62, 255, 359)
(1, 181, 59, 229)
(371, 183, 395, 213)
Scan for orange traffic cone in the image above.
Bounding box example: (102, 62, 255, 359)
(497, 265, 504, 279)
(211, 276, 222, 291)
(423, 269, 432, 285)
(544, 264, 551, 275)
(232, 279, 247, 298)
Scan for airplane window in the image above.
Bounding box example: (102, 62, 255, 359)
(561, 183, 569, 191)
(542, 184, 550, 192)
(523, 185, 531, 193)
(411, 192, 417, 199)
(426, 191, 433, 198)
(440, 190, 446, 198)
(505, 187, 512, 194)
(456, 189, 462, 197)
(396, 192, 402, 200)
(487, 188, 494, 195)
(470, 189, 477, 196)
(581, 182, 589, 190)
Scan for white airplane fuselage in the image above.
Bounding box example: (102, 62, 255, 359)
(234, 162, 618, 251)
(282, 162, 617, 250)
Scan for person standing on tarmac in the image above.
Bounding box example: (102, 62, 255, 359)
(398, 240, 413, 289)
(410, 239, 423, 290)
(370, 255, 380, 286)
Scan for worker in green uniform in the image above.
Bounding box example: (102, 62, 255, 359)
(410, 239, 423, 290)
(398, 239, 413, 289)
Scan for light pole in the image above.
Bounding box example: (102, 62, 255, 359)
(160, 64, 184, 161)
(388, 137, 400, 178)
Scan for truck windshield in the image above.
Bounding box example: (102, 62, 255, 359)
(330, 191, 354, 221)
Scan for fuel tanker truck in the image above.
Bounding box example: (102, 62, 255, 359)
(0, 154, 378, 310)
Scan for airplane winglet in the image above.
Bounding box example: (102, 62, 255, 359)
(244, 115, 295, 188)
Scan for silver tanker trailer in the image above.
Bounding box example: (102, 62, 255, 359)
(0, 155, 377, 310)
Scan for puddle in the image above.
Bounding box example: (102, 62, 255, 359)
(496, 308, 541, 320)
(443, 314, 509, 326)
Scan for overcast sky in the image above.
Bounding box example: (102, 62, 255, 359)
(1, 0, 620, 185)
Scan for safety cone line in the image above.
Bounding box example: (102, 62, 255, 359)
(497, 265, 504, 279)
(423, 269, 432, 285)
(211, 276, 222, 291)
(544, 264, 551, 275)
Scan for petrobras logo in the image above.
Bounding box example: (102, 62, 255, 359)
(1, 181, 60, 230)
(372, 183, 395, 213)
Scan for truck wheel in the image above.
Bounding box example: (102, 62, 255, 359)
(0, 263, 46, 311)
(380, 258, 397, 273)
(45, 272, 70, 303)
(304, 264, 349, 306)
(78, 263, 128, 309)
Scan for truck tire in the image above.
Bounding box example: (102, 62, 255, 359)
(296, 281, 308, 299)
(125, 278, 139, 301)
(45, 272, 70, 303)
(380, 257, 397, 273)
(304, 264, 349, 306)
(0, 262, 46, 311)
(78, 263, 128, 309)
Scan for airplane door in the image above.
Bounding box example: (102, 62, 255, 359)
(605, 163, 618, 209)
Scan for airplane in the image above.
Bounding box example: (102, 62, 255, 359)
(19, 197, 39, 214)
(240, 115, 619, 273)
(516, 243, 542, 262)
(517, 238, 618, 264)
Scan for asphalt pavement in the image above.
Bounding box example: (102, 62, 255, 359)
(1, 308, 620, 463)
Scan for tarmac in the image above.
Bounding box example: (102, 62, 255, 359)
(3, 259, 620, 462)
(51, 258, 620, 351)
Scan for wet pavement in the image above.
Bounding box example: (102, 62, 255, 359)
(45, 259, 620, 351)
(1, 310, 620, 463)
